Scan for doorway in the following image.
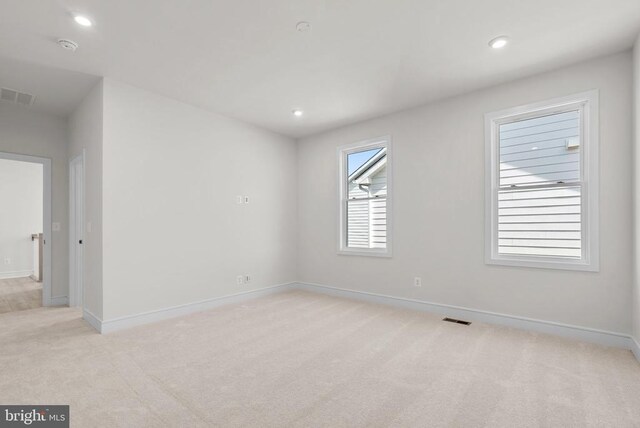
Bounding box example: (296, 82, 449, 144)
(69, 153, 84, 308)
(0, 151, 52, 310)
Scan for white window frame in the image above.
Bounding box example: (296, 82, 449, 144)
(338, 136, 393, 257)
(485, 90, 599, 271)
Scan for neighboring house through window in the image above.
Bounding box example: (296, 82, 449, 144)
(485, 91, 599, 271)
(338, 137, 392, 257)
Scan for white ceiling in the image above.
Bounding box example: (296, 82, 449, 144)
(0, 0, 639, 137)
(0, 56, 99, 118)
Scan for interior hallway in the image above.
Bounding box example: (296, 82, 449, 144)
(0, 277, 42, 314)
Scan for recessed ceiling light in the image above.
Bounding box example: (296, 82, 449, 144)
(292, 109, 304, 117)
(296, 22, 311, 32)
(74, 15, 93, 27)
(489, 36, 508, 49)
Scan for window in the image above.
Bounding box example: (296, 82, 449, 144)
(485, 91, 599, 271)
(338, 137, 392, 257)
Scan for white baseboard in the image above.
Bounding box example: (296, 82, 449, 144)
(76, 279, 639, 363)
(99, 283, 296, 334)
(49, 295, 68, 306)
(632, 337, 640, 362)
(295, 282, 634, 351)
(83, 309, 102, 333)
(0, 270, 34, 280)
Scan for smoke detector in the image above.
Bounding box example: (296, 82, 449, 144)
(0, 88, 36, 106)
(57, 39, 79, 52)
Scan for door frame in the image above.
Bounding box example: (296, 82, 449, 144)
(0, 151, 53, 305)
(69, 151, 85, 308)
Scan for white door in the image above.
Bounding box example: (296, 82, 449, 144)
(69, 154, 84, 307)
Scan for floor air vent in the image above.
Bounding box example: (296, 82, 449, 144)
(443, 317, 471, 326)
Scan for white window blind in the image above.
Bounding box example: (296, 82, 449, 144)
(485, 91, 599, 271)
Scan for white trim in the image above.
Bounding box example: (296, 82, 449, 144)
(0, 151, 54, 305)
(294, 282, 633, 350)
(484, 91, 599, 271)
(75, 281, 640, 360)
(631, 337, 640, 362)
(69, 151, 85, 308)
(98, 283, 296, 334)
(337, 136, 393, 257)
(0, 270, 35, 279)
(83, 308, 102, 333)
(50, 295, 69, 306)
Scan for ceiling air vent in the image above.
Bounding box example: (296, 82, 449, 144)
(0, 87, 36, 106)
(0, 88, 17, 102)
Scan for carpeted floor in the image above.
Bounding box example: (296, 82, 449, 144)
(0, 276, 41, 313)
(0, 289, 639, 427)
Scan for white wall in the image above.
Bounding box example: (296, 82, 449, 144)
(633, 35, 640, 343)
(68, 81, 104, 319)
(101, 79, 298, 320)
(0, 159, 42, 278)
(297, 51, 633, 334)
(0, 104, 68, 299)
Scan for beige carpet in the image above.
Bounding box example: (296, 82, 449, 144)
(0, 290, 639, 427)
(0, 276, 41, 313)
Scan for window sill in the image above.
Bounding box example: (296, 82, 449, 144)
(486, 256, 598, 272)
(338, 249, 392, 258)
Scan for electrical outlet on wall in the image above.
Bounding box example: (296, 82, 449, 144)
(414, 277, 422, 287)
(236, 275, 244, 285)
(245, 274, 252, 284)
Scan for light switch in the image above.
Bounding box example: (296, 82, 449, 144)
(52, 222, 61, 232)
(236, 195, 243, 205)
